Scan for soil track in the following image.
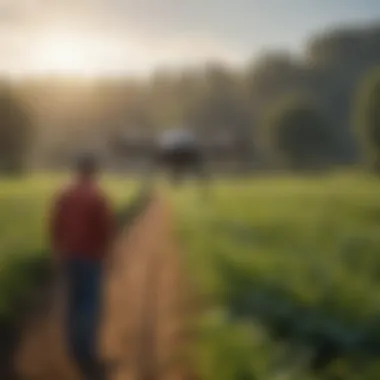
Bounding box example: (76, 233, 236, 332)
(15, 195, 193, 380)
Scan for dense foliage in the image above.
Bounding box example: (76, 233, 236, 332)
(0, 84, 34, 174)
(355, 68, 380, 172)
(264, 95, 332, 169)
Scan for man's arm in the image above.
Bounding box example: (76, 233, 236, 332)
(49, 192, 65, 268)
(95, 193, 116, 260)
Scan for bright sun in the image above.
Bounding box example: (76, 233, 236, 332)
(42, 42, 86, 72)
(31, 33, 106, 75)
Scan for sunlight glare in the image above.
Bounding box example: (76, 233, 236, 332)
(31, 33, 108, 76)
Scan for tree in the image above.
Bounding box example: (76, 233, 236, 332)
(264, 95, 333, 170)
(188, 64, 255, 170)
(355, 67, 380, 172)
(0, 83, 33, 174)
(246, 51, 306, 106)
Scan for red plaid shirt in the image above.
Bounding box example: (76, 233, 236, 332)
(50, 179, 115, 260)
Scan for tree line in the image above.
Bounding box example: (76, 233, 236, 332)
(4, 22, 380, 174)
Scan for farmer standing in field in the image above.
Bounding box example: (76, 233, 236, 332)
(49, 154, 115, 380)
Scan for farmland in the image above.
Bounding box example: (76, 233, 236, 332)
(173, 174, 380, 379)
(4, 173, 380, 379)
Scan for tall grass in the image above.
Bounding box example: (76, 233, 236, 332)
(174, 174, 380, 379)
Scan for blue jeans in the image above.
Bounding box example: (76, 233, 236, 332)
(65, 258, 105, 380)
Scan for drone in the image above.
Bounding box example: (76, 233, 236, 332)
(153, 127, 206, 185)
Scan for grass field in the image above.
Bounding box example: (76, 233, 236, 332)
(173, 174, 380, 380)
(0, 175, 138, 323)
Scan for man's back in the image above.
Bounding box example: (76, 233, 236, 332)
(51, 180, 114, 260)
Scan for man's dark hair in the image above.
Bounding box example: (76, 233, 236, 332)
(75, 154, 99, 176)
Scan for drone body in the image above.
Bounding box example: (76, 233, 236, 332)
(154, 128, 205, 184)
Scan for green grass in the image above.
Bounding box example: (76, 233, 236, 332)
(173, 174, 380, 380)
(0, 174, 138, 322)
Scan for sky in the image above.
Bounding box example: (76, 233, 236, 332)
(1, 0, 380, 76)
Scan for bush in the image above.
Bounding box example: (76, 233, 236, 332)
(0, 83, 34, 175)
(355, 67, 380, 172)
(263, 94, 333, 170)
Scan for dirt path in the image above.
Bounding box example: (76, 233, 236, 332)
(15, 196, 192, 380)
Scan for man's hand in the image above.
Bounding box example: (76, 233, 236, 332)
(52, 253, 62, 275)
(104, 249, 115, 274)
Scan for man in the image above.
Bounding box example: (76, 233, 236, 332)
(50, 154, 115, 380)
